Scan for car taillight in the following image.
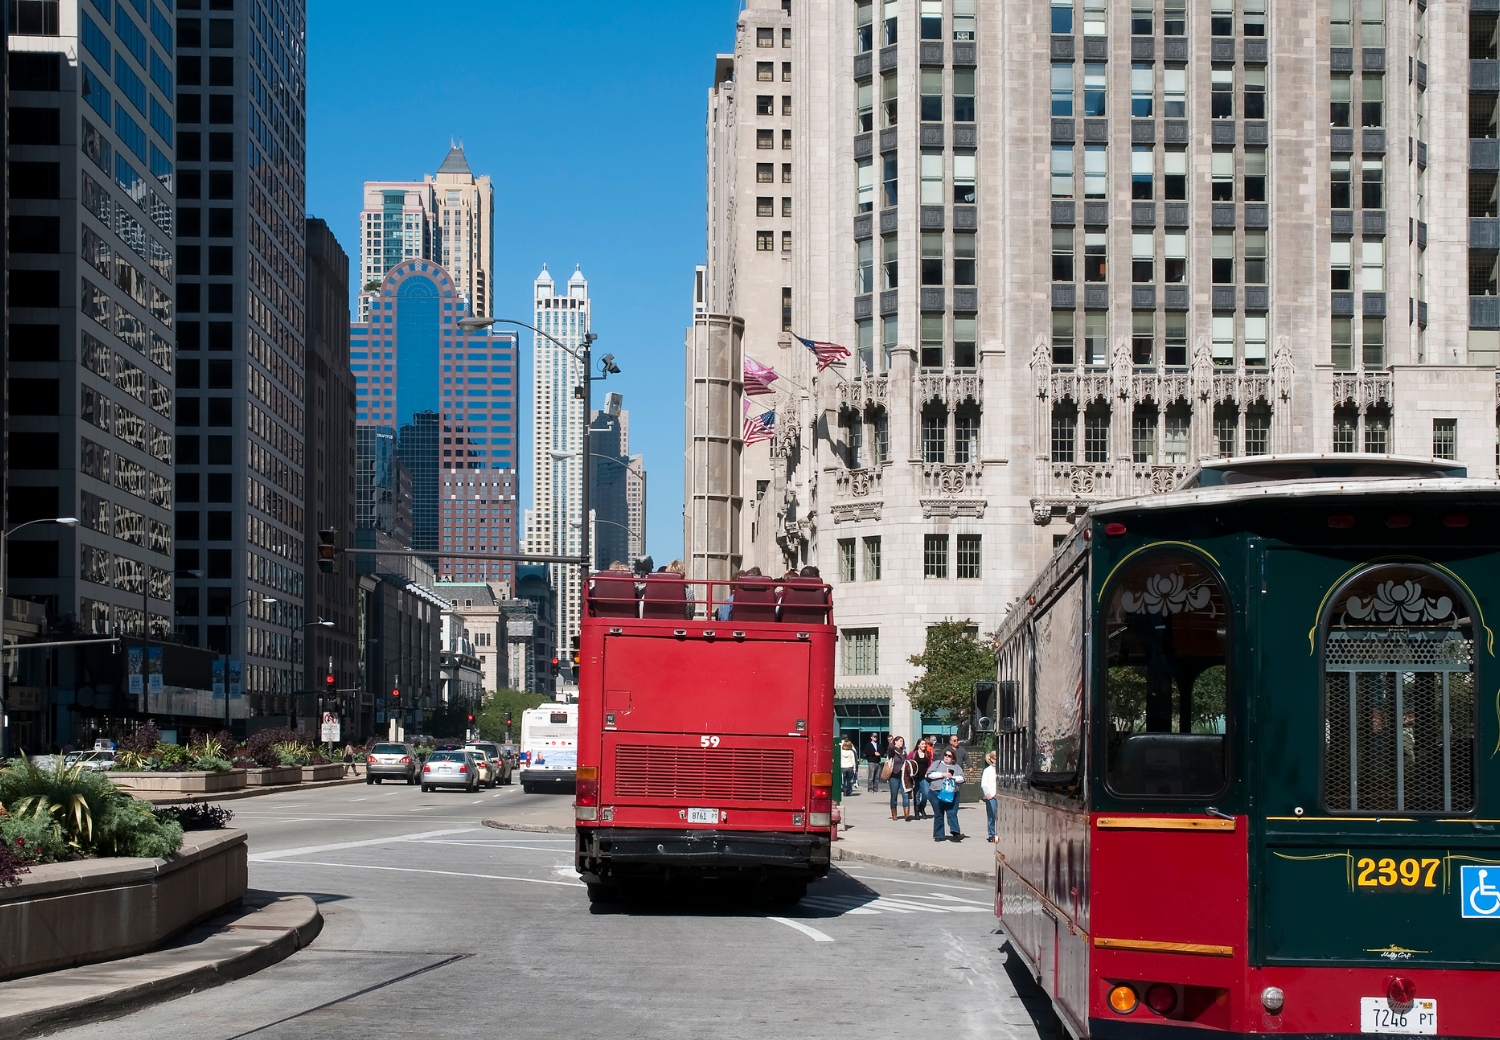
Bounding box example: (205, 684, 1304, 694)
(458, 765, 467, 773)
(576, 766, 598, 807)
(400, 756, 411, 764)
(366, 755, 375, 764)
(422, 764, 431, 772)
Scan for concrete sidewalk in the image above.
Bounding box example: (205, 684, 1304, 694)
(0, 894, 321, 1040)
(139, 775, 366, 806)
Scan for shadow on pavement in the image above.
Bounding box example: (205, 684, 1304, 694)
(585, 866, 879, 918)
(999, 939, 1066, 1040)
(244, 888, 353, 908)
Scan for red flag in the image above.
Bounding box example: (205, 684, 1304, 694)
(794, 333, 851, 371)
(744, 357, 779, 396)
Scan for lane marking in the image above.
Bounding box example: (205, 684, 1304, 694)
(255, 859, 586, 888)
(836, 872, 987, 893)
(766, 916, 835, 942)
(248, 827, 482, 862)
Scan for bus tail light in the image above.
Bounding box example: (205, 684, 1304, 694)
(1104, 523, 1127, 537)
(576, 766, 599, 808)
(1108, 985, 1138, 1014)
(1144, 983, 1177, 1015)
(1387, 977, 1416, 1014)
(810, 771, 832, 825)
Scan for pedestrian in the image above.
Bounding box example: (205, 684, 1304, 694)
(910, 737, 934, 819)
(864, 733, 881, 791)
(840, 738, 858, 797)
(946, 733, 971, 769)
(884, 736, 910, 820)
(342, 743, 357, 777)
(899, 750, 920, 821)
(926, 748, 966, 842)
(981, 750, 998, 842)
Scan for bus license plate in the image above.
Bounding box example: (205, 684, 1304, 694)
(686, 807, 718, 824)
(1360, 998, 1437, 1034)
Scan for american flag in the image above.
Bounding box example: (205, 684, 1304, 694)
(743, 403, 776, 445)
(744, 357, 779, 396)
(794, 333, 851, 371)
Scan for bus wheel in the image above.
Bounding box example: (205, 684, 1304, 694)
(586, 881, 620, 904)
(766, 881, 807, 907)
(522, 784, 534, 794)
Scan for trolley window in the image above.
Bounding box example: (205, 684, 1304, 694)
(1031, 574, 1086, 784)
(1322, 564, 1476, 815)
(1104, 552, 1230, 798)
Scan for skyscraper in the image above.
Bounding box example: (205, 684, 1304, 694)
(399, 410, 439, 565)
(173, 0, 308, 724)
(588, 399, 629, 571)
(523, 264, 590, 645)
(356, 143, 493, 321)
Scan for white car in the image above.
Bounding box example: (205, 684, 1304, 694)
(64, 750, 117, 771)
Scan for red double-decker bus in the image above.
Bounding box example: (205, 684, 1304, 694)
(574, 572, 836, 904)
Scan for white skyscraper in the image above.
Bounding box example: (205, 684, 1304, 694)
(523, 265, 591, 646)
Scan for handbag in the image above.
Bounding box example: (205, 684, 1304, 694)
(880, 759, 894, 781)
(934, 776, 958, 806)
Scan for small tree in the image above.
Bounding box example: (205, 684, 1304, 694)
(906, 619, 995, 730)
(476, 689, 550, 742)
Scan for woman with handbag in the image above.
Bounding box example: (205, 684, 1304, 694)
(925, 748, 966, 842)
(910, 738, 934, 820)
(883, 736, 909, 820)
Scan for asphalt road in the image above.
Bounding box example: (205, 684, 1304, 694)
(49, 782, 1062, 1040)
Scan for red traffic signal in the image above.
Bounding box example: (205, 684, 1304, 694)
(325, 673, 335, 687)
(467, 714, 474, 723)
(392, 689, 400, 699)
(550, 657, 560, 676)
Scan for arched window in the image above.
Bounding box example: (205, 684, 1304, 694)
(1322, 564, 1477, 814)
(1104, 551, 1231, 798)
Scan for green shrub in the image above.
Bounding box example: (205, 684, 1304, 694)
(0, 810, 71, 863)
(0, 758, 183, 859)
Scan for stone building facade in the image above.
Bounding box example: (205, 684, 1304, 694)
(694, 0, 1500, 740)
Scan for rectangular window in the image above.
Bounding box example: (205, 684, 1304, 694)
(1334, 408, 1358, 452)
(1131, 64, 1154, 117)
(1331, 75, 1352, 127)
(1083, 63, 1106, 117)
(781, 230, 792, 253)
(1132, 310, 1154, 365)
(1164, 404, 1190, 459)
(1212, 230, 1234, 284)
(1052, 405, 1077, 460)
(1245, 409, 1270, 454)
(1362, 75, 1384, 128)
(882, 71, 898, 127)
(856, 79, 873, 131)
(953, 233, 976, 286)
(882, 153, 897, 206)
(1362, 158, 1384, 209)
(758, 61, 774, 82)
(757, 26, 774, 47)
(922, 232, 944, 285)
(1084, 230, 1107, 282)
(1361, 239, 1385, 291)
(955, 409, 979, 458)
(1164, 0, 1186, 35)
(884, 0, 898, 44)
(1085, 311, 1108, 365)
(1215, 409, 1238, 456)
(1131, 0, 1153, 35)
(1433, 418, 1457, 461)
(954, 316, 979, 370)
(857, 238, 875, 293)
(1052, 310, 1076, 365)
(954, 0, 976, 40)
(920, 68, 943, 121)
(1165, 311, 1188, 365)
(1331, 158, 1352, 209)
(1052, 0, 1073, 34)
(857, 0, 873, 52)
(1332, 316, 1355, 369)
(1083, 0, 1106, 36)
(1132, 231, 1154, 283)
(920, 150, 944, 205)
(883, 235, 899, 289)
(881, 318, 898, 372)
(1365, 407, 1389, 453)
(956, 535, 982, 579)
(1244, 230, 1267, 284)
(1052, 63, 1074, 117)
(757, 230, 775, 251)
(954, 68, 975, 122)
(1361, 0, 1384, 47)
(843, 629, 880, 674)
(1211, 67, 1234, 119)
(757, 196, 774, 217)
(921, 0, 943, 39)
(1244, 312, 1268, 366)
(1084, 145, 1106, 198)
(1132, 407, 1156, 462)
(1243, 67, 1266, 120)
(1164, 67, 1187, 118)
(1084, 404, 1110, 462)
(953, 152, 976, 204)
(1332, 0, 1353, 47)
(1244, 0, 1265, 36)
(758, 162, 775, 183)
(1212, 149, 1235, 201)
(1212, 312, 1235, 366)
(758, 94, 775, 117)
(757, 128, 774, 149)
(1211, 0, 1233, 35)
(1053, 228, 1075, 281)
(856, 157, 874, 212)
(921, 314, 945, 368)
(1244, 149, 1267, 202)
(839, 539, 856, 582)
(1363, 316, 1386, 368)
(1131, 145, 1153, 199)
(874, 409, 891, 458)
(1052, 146, 1075, 198)
(864, 536, 883, 580)
(857, 319, 875, 375)
(783, 163, 793, 183)
(924, 535, 950, 579)
(922, 409, 946, 458)
(1164, 147, 1187, 199)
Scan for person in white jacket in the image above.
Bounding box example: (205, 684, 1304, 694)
(980, 750, 998, 842)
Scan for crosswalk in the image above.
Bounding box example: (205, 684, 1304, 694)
(801, 891, 992, 916)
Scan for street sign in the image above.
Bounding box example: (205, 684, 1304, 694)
(320, 712, 341, 743)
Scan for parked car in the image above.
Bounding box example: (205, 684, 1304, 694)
(421, 749, 480, 792)
(365, 742, 419, 784)
(466, 741, 512, 786)
(64, 749, 117, 771)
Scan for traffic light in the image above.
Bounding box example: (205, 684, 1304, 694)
(505, 713, 513, 728)
(550, 657, 560, 676)
(391, 688, 400, 701)
(317, 529, 338, 573)
(467, 714, 475, 724)
(325, 666, 336, 697)
(569, 634, 581, 677)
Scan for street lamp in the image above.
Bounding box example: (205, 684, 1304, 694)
(0, 517, 79, 757)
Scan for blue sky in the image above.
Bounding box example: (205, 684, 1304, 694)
(306, 0, 743, 563)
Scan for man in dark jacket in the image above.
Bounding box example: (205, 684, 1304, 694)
(864, 734, 882, 791)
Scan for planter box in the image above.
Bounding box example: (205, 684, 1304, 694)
(109, 769, 246, 795)
(301, 763, 344, 782)
(243, 766, 302, 786)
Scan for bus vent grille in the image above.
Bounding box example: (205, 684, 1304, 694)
(613, 746, 796, 803)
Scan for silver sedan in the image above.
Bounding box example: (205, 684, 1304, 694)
(420, 750, 481, 793)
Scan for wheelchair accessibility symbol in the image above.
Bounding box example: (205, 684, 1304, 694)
(1461, 866, 1500, 919)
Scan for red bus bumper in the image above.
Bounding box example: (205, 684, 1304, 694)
(575, 825, 831, 883)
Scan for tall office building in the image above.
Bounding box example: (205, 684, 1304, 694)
(588, 399, 630, 570)
(351, 259, 519, 590)
(690, 0, 1500, 740)
(173, 0, 307, 723)
(523, 264, 590, 645)
(303, 218, 358, 717)
(356, 143, 493, 321)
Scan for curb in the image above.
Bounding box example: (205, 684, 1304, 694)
(145, 776, 367, 806)
(482, 819, 994, 883)
(0, 896, 322, 1040)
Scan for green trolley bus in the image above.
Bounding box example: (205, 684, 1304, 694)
(984, 455, 1500, 1038)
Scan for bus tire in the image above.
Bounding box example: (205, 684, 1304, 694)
(766, 881, 807, 906)
(586, 881, 619, 904)
(522, 783, 534, 794)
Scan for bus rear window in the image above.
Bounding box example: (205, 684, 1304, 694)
(1104, 552, 1230, 798)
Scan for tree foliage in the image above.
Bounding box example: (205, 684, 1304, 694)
(476, 689, 551, 742)
(906, 619, 996, 722)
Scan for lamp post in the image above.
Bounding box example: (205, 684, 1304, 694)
(0, 517, 80, 758)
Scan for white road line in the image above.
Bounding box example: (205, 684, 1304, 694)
(766, 916, 835, 942)
(255, 859, 586, 888)
(247, 827, 481, 862)
(836, 872, 987, 893)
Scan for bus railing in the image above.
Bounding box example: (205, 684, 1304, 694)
(585, 574, 832, 625)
